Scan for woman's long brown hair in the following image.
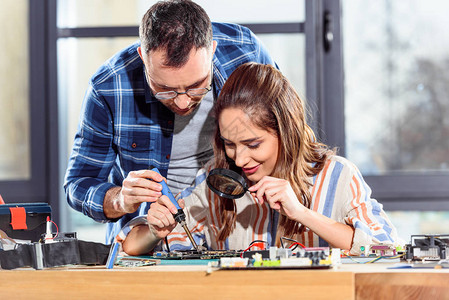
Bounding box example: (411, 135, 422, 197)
(213, 62, 333, 242)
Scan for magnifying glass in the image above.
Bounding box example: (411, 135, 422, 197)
(206, 168, 249, 199)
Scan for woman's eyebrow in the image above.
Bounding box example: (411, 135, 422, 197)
(220, 135, 230, 142)
(220, 135, 262, 143)
(240, 137, 262, 143)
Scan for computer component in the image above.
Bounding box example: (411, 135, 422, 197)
(152, 249, 241, 260)
(405, 234, 449, 261)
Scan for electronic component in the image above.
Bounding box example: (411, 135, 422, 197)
(115, 257, 160, 267)
(360, 244, 399, 257)
(40, 231, 76, 243)
(405, 234, 449, 261)
(151, 244, 333, 269)
(152, 249, 241, 260)
(218, 246, 332, 270)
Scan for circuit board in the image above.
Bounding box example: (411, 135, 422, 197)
(151, 247, 335, 270)
(152, 249, 241, 260)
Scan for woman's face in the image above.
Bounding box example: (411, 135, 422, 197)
(218, 108, 279, 182)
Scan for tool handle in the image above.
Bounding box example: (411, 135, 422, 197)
(151, 168, 181, 210)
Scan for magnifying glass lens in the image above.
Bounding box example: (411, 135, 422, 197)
(208, 175, 245, 195)
(206, 169, 248, 199)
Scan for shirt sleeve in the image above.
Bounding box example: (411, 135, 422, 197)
(64, 83, 117, 223)
(343, 164, 400, 255)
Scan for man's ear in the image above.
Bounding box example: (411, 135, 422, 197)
(137, 46, 144, 62)
(212, 40, 217, 55)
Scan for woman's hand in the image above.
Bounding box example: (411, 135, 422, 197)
(146, 196, 185, 239)
(248, 176, 307, 222)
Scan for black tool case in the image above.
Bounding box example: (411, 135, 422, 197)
(0, 203, 51, 242)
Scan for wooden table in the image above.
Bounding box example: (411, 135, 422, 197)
(1, 263, 449, 299)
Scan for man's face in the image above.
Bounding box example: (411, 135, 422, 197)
(139, 43, 216, 116)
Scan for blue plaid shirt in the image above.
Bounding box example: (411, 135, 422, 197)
(64, 22, 276, 244)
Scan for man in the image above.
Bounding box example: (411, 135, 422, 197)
(64, 0, 276, 244)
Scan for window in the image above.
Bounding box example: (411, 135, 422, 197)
(344, 1, 449, 175)
(342, 0, 449, 206)
(342, 0, 449, 241)
(0, 0, 49, 206)
(0, 1, 30, 181)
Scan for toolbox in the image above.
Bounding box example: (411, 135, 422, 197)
(0, 203, 51, 242)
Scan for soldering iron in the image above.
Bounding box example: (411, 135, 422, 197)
(152, 168, 200, 251)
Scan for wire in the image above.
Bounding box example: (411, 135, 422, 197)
(280, 237, 305, 250)
(165, 237, 171, 253)
(240, 240, 268, 258)
(280, 236, 296, 248)
(288, 242, 306, 250)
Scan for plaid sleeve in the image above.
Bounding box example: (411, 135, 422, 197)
(64, 83, 118, 222)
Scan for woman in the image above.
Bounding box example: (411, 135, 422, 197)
(120, 63, 399, 255)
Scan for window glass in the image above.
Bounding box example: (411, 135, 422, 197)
(387, 211, 449, 244)
(343, 0, 449, 175)
(57, 0, 305, 27)
(0, 1, 30, 181)
(258, 34, 306, 97)
(58, 37, 138, 240)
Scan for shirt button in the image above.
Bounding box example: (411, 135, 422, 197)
(166, 154, 170, 159)
(131, 143, 137, 148)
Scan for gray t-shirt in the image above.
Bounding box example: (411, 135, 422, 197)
(166, 91, 215, 195)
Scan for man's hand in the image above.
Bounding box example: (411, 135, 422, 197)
(104, 169, 165, 219)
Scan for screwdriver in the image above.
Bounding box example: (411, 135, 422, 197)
(152, 168, 200, 251)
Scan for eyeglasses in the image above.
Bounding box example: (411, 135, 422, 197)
(153, 86, 212, 100)
(145, 65, 213, 101)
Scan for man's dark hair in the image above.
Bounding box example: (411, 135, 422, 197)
(139, 0, 213, 68)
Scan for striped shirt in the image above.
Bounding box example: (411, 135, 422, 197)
(117, 156, 399, 255)
(64, 22, 276, 244)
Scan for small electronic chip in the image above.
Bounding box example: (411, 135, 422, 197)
(115, 257, 160, 267)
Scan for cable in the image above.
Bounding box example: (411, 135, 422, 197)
(280, 237, 305, 250)
(240, 240, 268, 258)
(288, 242, 306, 250)
(165, 236, 171, 253)
(50, 220, 59, 239)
